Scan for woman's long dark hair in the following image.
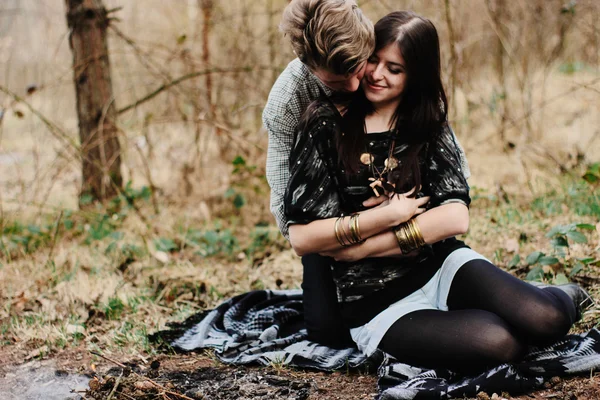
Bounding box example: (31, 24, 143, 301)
(339, 11, 448, 193)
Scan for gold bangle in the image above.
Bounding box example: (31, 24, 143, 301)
(334, 217, 346, 247)
(396, 219, 425, 254)
(394, 219, 425, 254)
(340, 216, 354, 246)
(348, 214, 362, 244)
(354, 214, 365, 244)
(393, 224, 410, 254)
(347, 214, 356, 243)
(402, 223, 414, 253)
(408, 219, 425, 247)
(354, 214, 362, 242)
(405, 220, 418, 249)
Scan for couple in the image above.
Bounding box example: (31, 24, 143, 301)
(263, 0, 591, 373)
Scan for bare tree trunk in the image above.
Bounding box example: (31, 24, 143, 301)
(199, 0, 214, 119)
(487, 0, 509, 145)
(443, 0, 458, 121)
(65, 0, 122, 207)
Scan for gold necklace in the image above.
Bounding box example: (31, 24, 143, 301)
(363, 137, 398, 196)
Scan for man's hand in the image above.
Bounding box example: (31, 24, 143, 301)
(321, 243, 368, 262)
(362, 195, 389, 208)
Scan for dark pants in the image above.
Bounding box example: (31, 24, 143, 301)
(301, 253, 354, 348)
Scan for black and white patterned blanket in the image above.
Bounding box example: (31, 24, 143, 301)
(151, 289, 600, 400)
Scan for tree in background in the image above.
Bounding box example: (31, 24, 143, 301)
(65, 0, 122, 207)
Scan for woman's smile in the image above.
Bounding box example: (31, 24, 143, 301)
(365, 79, 387, 91)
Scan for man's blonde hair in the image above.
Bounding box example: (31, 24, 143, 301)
(280, 0, 375, 75)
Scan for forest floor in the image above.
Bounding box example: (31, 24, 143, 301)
(1, 167, 599, 400)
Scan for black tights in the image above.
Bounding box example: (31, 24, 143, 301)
(302, 254, 354, 348)
(379, 259, 577, 373)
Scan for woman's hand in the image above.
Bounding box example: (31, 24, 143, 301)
(386, 188, 430, 226)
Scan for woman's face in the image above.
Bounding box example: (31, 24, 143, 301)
(362, 43, 407, 108)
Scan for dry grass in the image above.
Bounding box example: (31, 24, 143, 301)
(0, 0, 599, 371)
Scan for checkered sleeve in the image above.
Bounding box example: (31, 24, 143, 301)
(263, 100, 298, 240)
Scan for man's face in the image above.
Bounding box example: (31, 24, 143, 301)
(311, 61, 367, 93)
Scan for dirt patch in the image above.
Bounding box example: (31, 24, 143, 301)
(2, 349, 600, 399)
(85, 353, 377, 400)
(76, 352, 600, 400)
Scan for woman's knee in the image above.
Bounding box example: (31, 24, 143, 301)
(473, 314, 526, 364)
(524, 303, 572, 343)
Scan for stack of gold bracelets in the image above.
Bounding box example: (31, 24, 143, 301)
(334, 214, 365, 246)
(393, 218, 425, 254)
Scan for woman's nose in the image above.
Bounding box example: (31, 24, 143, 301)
(370, 64, 384, 80)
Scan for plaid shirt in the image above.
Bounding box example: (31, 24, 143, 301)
(263, 58, 471, 239)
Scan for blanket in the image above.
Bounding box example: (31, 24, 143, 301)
(150, 289, 600, 400)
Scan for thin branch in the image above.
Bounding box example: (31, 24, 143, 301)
(44, 210, 64, 267)
(117, 66, 277, 114)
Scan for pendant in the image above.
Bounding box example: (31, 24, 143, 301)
(368, 177, 384, 197)
(384, 156, 399, 170)
(360, 152, 374, 165)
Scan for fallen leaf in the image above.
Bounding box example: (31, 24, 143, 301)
(25, 345, 49, 361)
(66, 324, 85, 335)
(504, 238, 519, 253)
(153, 251, 169, 264)
(89, 377, 101, 391)
(134, 380, 155, 390)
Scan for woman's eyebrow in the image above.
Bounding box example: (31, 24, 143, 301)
(388, 61, 405, 68)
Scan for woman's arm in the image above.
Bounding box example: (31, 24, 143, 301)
(321, 202, 469, 261)
(289, 193, 429, 256)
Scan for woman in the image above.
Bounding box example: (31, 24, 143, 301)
(284, 11, 586, 373)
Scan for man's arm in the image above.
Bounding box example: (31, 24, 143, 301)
(263, 105, 298, 239)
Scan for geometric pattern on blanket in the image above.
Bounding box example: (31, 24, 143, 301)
(150, 289, 600, 400)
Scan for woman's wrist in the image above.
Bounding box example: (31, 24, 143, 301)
(383, 203, 409, 228)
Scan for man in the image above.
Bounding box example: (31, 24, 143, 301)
(263, 0, 470, 347)
(264, 0, 376, 242)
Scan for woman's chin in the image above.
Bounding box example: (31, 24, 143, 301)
(363, 91, 380, 103)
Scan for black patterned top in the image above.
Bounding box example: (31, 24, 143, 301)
(284, 100, 471, 327)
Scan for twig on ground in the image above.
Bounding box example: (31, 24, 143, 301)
(90, 351, 195, 400)
(106, 372, 122, 400)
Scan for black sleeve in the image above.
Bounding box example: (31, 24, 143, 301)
(284, 102, 343, 227)
(424, 123, 471, 208)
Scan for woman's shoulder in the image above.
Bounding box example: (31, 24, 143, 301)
(306, 98, 340, 120)
(298, 98, 341, 134)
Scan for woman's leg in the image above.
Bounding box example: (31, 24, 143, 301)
(447, 259, 577, 346)
(379, 308, 526, 373)
(302, 253, 353, 347)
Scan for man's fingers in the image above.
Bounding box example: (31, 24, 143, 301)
(400, 185, 423, 197)
(363, 195, 388, 207)
(416, 196, 431, 206)
(403, 186, 417, 197)
(415, 207, 426, 214)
